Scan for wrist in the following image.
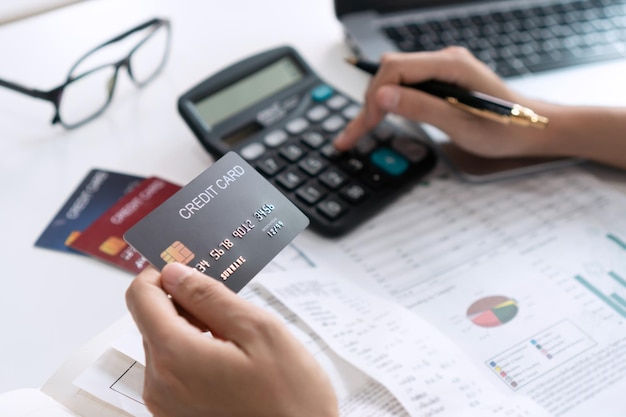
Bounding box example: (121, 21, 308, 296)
(529, 104, 626, 169)
(523, 101, 575, 157)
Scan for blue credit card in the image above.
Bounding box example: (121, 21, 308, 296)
(124, 152, 310, 292)
(35, 169, 143, 254)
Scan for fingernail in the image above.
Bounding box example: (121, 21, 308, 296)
(380, 87, 400, 111)
(161, 262, 194, 290)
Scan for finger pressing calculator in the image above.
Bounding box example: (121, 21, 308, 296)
(178, 46, 437, 237)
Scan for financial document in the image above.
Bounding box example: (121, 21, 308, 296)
(296, 167, 626, 416)
(74, 244, 414, 417)
(76, 282, 415, 417)
(71, 167, 626, 417)
(260, 268, 547, 416)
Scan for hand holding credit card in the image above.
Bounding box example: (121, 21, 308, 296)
(124, 152, 310, 292)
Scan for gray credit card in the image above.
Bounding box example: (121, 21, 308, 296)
(124, 152, 309, 292)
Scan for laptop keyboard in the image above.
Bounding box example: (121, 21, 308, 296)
(382, 0, 626, 77)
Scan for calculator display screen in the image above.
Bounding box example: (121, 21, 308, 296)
(193, 56, 304, 128)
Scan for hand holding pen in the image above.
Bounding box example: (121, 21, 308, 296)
(345, 57, 549, 129)
(334, 47, 554, 158)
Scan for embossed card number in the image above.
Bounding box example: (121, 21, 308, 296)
(124, 152, 309, 292)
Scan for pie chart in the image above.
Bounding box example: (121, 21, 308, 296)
(467, 295, 518, 327)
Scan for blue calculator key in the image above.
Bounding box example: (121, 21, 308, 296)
(370, 148, 409, 176)
(311, 85, 334, 102)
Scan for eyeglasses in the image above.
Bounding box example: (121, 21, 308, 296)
(0, 17, 171, 129)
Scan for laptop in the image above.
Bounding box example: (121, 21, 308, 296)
(334, 0, 626, 181)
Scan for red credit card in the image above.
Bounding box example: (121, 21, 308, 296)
(70, 177, 181, 273)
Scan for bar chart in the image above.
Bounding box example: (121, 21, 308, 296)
(574, 233, 626, 319)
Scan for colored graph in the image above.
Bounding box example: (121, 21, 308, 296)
(572, 233, 626, 319)
(575, 272, 626, 318)
(467, 296, 518, 327)
(607, 233, 626, 252)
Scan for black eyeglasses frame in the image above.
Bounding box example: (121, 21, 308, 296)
(0, 17, 171, 129)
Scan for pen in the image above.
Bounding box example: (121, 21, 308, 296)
(345, 57, 549, 129)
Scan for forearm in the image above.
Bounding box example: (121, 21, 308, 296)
(528, 103, 626, 170)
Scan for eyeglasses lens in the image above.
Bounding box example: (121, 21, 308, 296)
(129, 24, 170, 86)
(58, 65, 117, 128)
(57, 20, 170, 128)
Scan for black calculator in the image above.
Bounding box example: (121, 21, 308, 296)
(178, 46, 437, 237)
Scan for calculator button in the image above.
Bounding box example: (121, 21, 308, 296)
(256, 156, 286, 177)
(317, 198, 348, 220)
(372, 124, 395, 142)
(276, 169, 306, 190)
(279, 143, 306, 162)
(240, 142, 266, 160)
(370, 148, 409, 176)
(298, 156, 327, 176)
(326, 94, 349, 110)
(311, 85, 334, 102)
(321, 115, 345, 133)
(342, 104, 361, 120)
(264, 130, 289, 147)
(320, 143, 342, 160)
(301, 131, 326, 149)
(319, 168, 348, 189)
(341, 183, 368, 204)
(306, 105, 330, 122)
(392, 137, 428, 163)
(296, 183, 326, 205)
(355, 135, 378, 155)
(285, 118, 309, 135)
(343, 157, 366, 174)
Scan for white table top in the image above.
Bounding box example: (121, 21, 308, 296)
(2, 0, 625, 395)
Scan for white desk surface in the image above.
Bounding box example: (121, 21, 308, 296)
(1, 0, 625, 395)
(0, 0, 366, 393)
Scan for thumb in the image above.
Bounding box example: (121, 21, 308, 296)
(126, 266, 200, 345)
(161, 263, 266, 343)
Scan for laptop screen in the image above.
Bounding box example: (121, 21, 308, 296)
(334, 0, 494, 17)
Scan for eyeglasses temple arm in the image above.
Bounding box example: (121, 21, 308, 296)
(0, 78, 52, 101)
(67, 18, 168, 78)
(106, 18, 164, 45)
